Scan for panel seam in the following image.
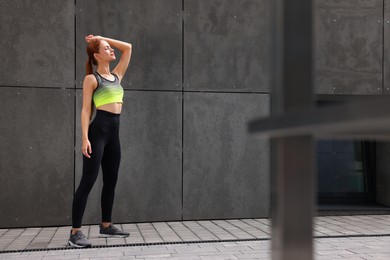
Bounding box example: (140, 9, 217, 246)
(181, 0, 185, 221)
(73, 0, 77, 197)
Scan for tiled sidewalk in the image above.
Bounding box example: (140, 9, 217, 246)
(1, 215, 390, 253)
(3, 237, 390, 260)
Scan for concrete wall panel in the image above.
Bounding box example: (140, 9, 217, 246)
(315, 0, 382, 94)
(0, 87, 74, 228)
(184, 0, 271, 92)
(75, 91, 182, 224)
(183, 93, 270, 219)
(0, 0, 74, 88)
(384, 0, 390, 95)
(76, 0, 182, 91)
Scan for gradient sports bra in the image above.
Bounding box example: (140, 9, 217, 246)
(93, 72, 124, 108)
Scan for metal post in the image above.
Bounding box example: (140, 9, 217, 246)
(271, 137, 315, 260)
(270, 0, 315, 259)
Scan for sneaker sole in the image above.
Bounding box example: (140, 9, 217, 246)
(68, 240, 92, 248)
(98, 234, 129, 238)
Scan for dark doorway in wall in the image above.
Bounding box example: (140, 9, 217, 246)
(316, 140, 376, 204)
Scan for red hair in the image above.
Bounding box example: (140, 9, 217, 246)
(85, 39, 101, 75)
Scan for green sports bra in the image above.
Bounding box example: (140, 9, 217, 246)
(93, 72, 124, 108)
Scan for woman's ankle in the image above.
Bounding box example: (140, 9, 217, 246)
(71, 228, 81, 235)
(101, 222, 111, 228)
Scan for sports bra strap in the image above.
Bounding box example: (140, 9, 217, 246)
(93, 72, 102, 86)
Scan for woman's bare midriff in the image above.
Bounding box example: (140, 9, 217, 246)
(96, 102, 122, 114)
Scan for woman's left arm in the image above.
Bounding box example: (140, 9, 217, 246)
(86, 35, 132, 81)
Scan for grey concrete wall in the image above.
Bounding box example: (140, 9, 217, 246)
(75, 90, 183, 224)
(73, 0, 271, 226)
(184, 0, 271, 92)
(0, 0, 74, 88)
(0, 88, 74, 228)
(183, 93, 270, 219)
(315, 0, 383, 95)
(1, 0, 390, 228)
(385, 0, 390, 94)
(75, 0, 182, 90)
(0, 0, 75, 228)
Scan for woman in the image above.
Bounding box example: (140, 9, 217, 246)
(68, 35, 132, 248)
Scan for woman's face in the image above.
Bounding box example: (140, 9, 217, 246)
(95, 40, 116, 62)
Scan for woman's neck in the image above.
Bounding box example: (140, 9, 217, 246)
(97, 63, 111, 75)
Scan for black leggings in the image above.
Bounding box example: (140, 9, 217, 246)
(72, 110, 121, 228)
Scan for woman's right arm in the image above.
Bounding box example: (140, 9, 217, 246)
(81, 75, 97, 158)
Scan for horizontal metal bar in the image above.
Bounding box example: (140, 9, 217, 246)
(248, 97, 390, 139)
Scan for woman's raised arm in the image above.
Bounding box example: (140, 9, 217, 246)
(85, 35, 132, 81)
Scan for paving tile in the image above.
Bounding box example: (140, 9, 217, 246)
(125, 237, 145, 244)
(1, 229, 24, 239)
(106, 238, 126, 245)
(88, 238, 107, 246)
(152, 222, 182, 242)
(26, 241, 50, 249)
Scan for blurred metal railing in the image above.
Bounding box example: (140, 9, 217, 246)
(248, 0, 390, 259)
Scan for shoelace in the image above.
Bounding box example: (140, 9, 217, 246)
(109, 225, 119, 232)
(76, 232, 86, 240)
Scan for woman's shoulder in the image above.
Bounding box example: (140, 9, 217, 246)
(84, 73, 97, 80)
(83, 74, 98, 89)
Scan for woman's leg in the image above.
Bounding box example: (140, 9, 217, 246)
(100, 128, 121, 224)
(96, 114, 128, 237)
(72, 122, 106, 230)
